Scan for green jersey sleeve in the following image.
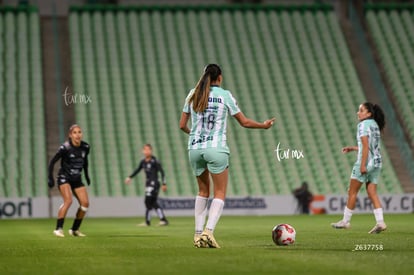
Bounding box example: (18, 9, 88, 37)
(183, 89, 195, 113)
(225, 91, 241, 116)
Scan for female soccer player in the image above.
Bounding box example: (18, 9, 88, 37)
(48, 124, 91, 237)
(179, 64, 275, 248)
(125, 144, 169, 226)
(331, 102, 387, 234)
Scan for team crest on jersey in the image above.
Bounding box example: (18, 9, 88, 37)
(69, 154, 75, 158)
(147, 163, 152, 169)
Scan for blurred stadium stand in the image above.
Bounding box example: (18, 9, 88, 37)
(0, 6, 47, 197)
(366, 6, 414, 152)
(0, 1, 413, 198)
(68, 4, 403, 197)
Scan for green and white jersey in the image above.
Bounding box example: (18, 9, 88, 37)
(356, 119, 382, 169)
(182, 86, 241, 150)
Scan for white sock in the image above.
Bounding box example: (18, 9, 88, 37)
(343, 206, 353, 223)
(194, 196, 208, 235)
(156, 208, 165, 220)
(205, 198, 225, 233)
(373, 208, 384, 224)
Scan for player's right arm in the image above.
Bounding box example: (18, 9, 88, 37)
(48, 145, 65, 188)
(125, 160, 143, 184)
(179, 90, 193, 135)
(233, 112, 275, 129)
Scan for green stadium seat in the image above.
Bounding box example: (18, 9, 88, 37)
(367, 9, 414, 175)
(68, 6, 403, 197)
(0, 8, 46, 197)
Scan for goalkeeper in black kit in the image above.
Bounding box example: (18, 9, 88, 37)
(125, 144, 169, 226)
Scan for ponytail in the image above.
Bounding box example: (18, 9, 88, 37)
(189, 64, 222, 113)
(363, 102, 385, 131)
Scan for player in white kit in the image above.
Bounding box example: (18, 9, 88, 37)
(179, 64, 275, 248)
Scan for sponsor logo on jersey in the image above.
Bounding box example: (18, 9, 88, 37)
(191, 135, 214, 145)
(208, 97, 223, 104)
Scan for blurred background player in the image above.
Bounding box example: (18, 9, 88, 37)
(125, 144, 169, 226)
(293, 181, 313, 214)
(48, 124, 91, 237)
(179, 64, 275, 248)
(331, 102, 387, 234)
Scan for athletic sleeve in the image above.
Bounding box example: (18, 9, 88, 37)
(83, 145, 90, 183)
(48, 145, 66, 180)
(226, 91, 241, 116)
(182, 89, 195, 113)
(358, 121, 370, 138)
(156, 160, 166, 184)
(129, 160, 143, 178)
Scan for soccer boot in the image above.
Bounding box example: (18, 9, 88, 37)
(53, 229, 65, 238)
(331, 220, 351, 229)
(194, 234, 208, 248)
(368, 223, 387, 234)
(69, 229, 86, 237)
(158, 220, 169, 226)
(201, 229, 221, 248)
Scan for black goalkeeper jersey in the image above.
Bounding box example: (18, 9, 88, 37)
(48, 140, 90, 182)
(129, 156, 166, 188)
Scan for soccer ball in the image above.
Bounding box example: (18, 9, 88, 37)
(272, 223, 296, 246)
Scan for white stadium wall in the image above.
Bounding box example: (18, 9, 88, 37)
(1, 194, 414, 219)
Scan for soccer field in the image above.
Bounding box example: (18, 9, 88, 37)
(0, 215, 412, 275)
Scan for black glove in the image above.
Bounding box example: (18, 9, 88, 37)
(48, 177, 55, 188)
(86, 177, 91, 186)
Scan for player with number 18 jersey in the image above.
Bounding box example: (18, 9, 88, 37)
(180, 64, 275, 248)
(183, 85, 241, 151)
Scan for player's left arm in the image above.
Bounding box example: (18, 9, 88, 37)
(83, 146, 91, 186)
(179, 112, 191, 134)
(157, 160, 167, 192)
(360, 136, 369, 174)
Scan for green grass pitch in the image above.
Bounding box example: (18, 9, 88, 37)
(0, 214, 413, 275)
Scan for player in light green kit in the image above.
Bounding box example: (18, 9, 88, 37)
(331, 102, 387, 234)
(179, 64, 275, 248)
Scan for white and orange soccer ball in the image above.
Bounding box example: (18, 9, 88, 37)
(272, 224, 296, 246)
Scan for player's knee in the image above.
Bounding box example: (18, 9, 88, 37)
(64, 198, 73, 206)
(80, 205, 88, 212)
(82, 200, 90, 208)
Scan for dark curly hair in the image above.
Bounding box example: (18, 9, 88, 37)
(363, 102, 385, 131)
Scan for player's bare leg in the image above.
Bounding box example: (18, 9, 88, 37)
(69, 187, 89, 237)
(54, 184, 73, 237)
(366, 183, 387, 234)
(331, 179, 362, 229)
